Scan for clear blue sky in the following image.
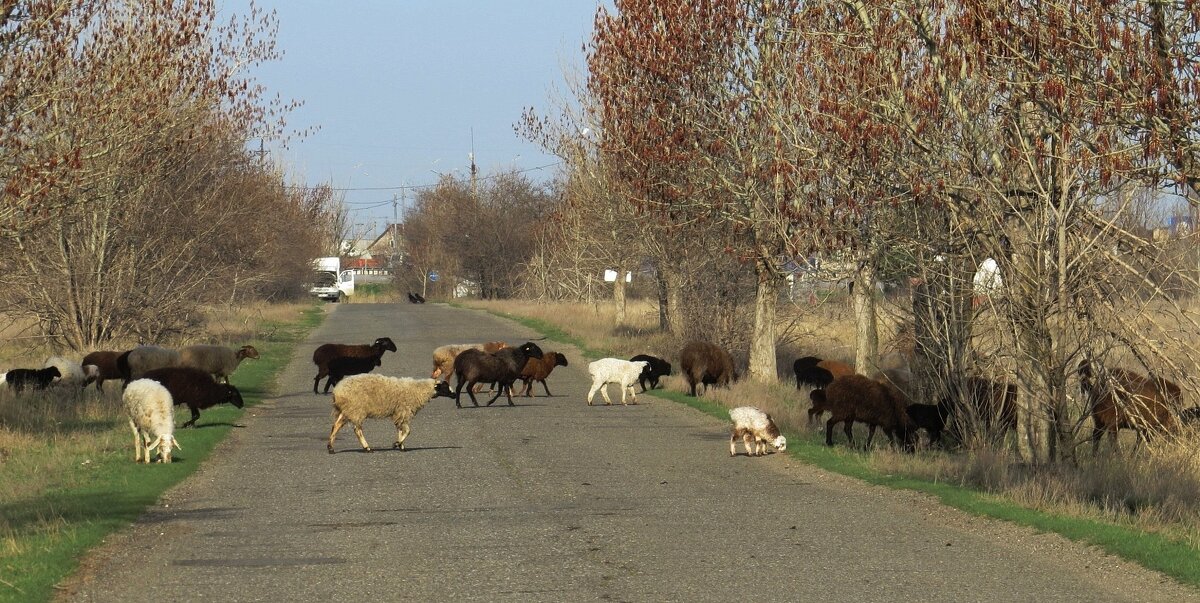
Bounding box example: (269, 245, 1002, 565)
(217, 1, 601, 237)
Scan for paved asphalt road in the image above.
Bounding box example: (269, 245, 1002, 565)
(66, 303, 1198, 602)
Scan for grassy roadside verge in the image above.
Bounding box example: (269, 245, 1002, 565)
(0, 305, 324, 602)
(465, 303, 1200, 588)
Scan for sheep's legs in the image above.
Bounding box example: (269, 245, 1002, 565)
(393, 421, 411, 450)
(129, 421, 144, 463)
(625, 384, 637, 405)
(825, 418, 838, 446)
(540, 380, 553, 397)
(598, 384, 614, 406)
(328, 413, 348, 453)
(182, 407, 200, 429)
(844, 421, 855, 447)
(312, 371, 327, 394)
(865, 424, 878, 449)
(744, 433, 758, 455)
(729, 430, 738, 456)
(352, 423, 372, 452)
(586, 380, 604, 406)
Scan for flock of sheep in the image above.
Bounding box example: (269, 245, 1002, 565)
(0, 344, 259, 463)
(7, 325, 1195, 464)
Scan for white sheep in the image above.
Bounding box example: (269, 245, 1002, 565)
(179, 344, 259, 383)
(328, 375, 455, 453)
(43, 356, 85, 386)
(729, 406, 786, 456)
(122, 379, 181, 463)
(122, 345, 181, 380)
(586, 358, 649, 406)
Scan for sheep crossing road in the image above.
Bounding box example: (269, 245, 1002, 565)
(69, 304, 1197, 602)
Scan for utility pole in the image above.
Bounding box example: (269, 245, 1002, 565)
(391, 193, 399, 276)
(254, 139, 267, 165)
(469, 128, 478, 198)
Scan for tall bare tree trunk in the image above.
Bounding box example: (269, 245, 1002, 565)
(613, 265, 627, 326)
(664, 266, 685, 335)
(853, 259, 879, 376)
(656, 269, 670, 331)
(748, 260, 780, 382)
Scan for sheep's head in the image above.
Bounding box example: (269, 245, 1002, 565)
(771, 435, 787, 452)
(553, 353, 569, 368)
(518, 342, 544, 360)
(46, 366, 62, 380)
(238, 345, 260, 360)
(223, 385, 245, 408)
(374, 337, 398, 353)
(432, 380, 454, 399)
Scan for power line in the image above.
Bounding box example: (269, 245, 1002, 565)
(284, 161, 561, 192)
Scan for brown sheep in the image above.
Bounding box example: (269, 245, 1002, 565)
(679, 341, 736, 397)
(519, 351, 569, 396)
(951, 377, 1018, 445)
(312, 337, 397, 394)
(82, 350, 126, 391)
(430, 341, 508, 382)
(1079, 361, 1180, 454)
(810, 374, 914, 451)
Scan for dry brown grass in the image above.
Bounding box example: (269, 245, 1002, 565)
(475, 296, 1200, 547)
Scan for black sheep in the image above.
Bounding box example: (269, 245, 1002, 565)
(326, 354, 383, 390)
(906, 400, 952, 447)
(141, 366, 244, 428)
(4, 366, 61, 393)
(810, 374, 914, 451)
(793, 356, 855, 390)
(453, 341, 544, 408)
(629, 354, 672, 392)
(312, 337, 397, 394)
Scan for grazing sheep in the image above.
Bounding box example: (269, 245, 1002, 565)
(794, 356, 855, 390)
(586, 358, 649, 406)
(519, 351, 569, 397)
(729, 406, 787, 456)
(122, 379, 181, 463)
(43, 356, 85, 386)
(328, 375, 455, 453)
(453, 342, 544, 408)
(810, 374, 914, 451)
(629, 354, 672, 392)
(82, 350, 126, 391)
(117, 345, 181, 383)
(4, 366, 61, 393)
(179, 344, 260, 383)
(906, 401, 953, 447)
(679, 341, 737, 397)
(312, 337, 397, 394)
(326, 354, 383, 390)
(430, 341, 509, 381)
(1079, 361, 1179, 454)
(141, 366, 245, 428)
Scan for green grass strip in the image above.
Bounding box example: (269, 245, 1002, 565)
(0, 305, 324, 603)
(469, 304, 1200, 589)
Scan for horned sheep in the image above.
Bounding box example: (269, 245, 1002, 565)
(122, 379, 180, 463)
(586, 358, 649, 406)
(179, 344, 259, 383)
(729, 406, 787, 456)
(328, 375, 455, 453)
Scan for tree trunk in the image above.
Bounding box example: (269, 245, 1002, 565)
(657, 269, 670, 331)
(748, 260, 780, 382)
(852, 259, 879, 376)
(613, 266, 627, 326)
(664, 266, 685, 336)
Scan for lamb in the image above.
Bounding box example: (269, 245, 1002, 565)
(81, 350, 126, 391)
(1079, 361, 1180, 454)
(179, 344, 260, 383)
(519, 351, 569, 397)
(43, 356, 85, 386)
(629, 354, 672, 392)
(312, 337, 397, 394)
(810, 374, 914, 451)
(325, 354, 383, 390)
(430, 341, 509, 382)
(679, 341, 737, 397)
(793, 356, 855, 390)
(452, 342, 544, 408)
(586, 358, 649, 406)
(906, 401, 953, 447)
(117, 345, 181, 383)
(328, 375, 455, 453)
(729, 406, 787, 456)
(3, 366, 61, 393)
(141, 366, 245, 428)
(122, 379, 181, 463)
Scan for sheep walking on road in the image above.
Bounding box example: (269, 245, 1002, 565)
(328, 375, 455, 453)
(452, 342, 544, 408)
(729, 406, 786, 456)
(586, 358, 649, 406)
(520, 351, 569, 397)
(312, 337, 397, 394)
(629, 354, 672, 392)
(123, 379, 181, 463)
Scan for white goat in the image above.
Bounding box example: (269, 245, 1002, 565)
(729, 406, 786, 456)
(586, 358, 649, 406)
